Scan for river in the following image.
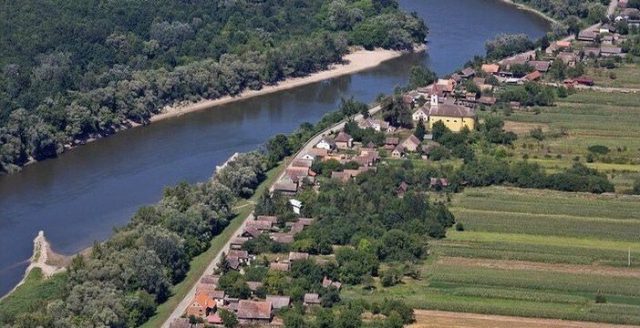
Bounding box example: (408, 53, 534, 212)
(0, 0, 550, 296)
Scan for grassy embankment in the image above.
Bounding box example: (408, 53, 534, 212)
(586, 62, 640, 89)
(342, 186, 640, 325)
(496, 90, 640, 192)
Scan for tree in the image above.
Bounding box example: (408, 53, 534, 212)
(414, 118, 426, 140)
(632, 179, 640, 195)
(219, 309, 239, 328)
(335, 307, 362, 328)
(408, 65, 437, 89)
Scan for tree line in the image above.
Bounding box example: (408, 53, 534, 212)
(0, 0, 427, 174)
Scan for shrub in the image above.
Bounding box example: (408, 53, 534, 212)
(595, 293, 607, 304)
(588, 145, 610, 155)
(455, 222, 465, 231)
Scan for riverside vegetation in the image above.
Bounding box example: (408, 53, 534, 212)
(0, 0, 426, 174)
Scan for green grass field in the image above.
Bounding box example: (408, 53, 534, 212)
(0, 269, 68, 323)
(503, 90, 640, 192)
(587, 62, 640, 89)
(343, 186, 640, 325)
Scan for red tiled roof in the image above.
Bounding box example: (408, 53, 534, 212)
(237, 300, 272, 320)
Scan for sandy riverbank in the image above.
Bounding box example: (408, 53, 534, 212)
(151, 47, 423, 122)
(0, 231, 67, 300)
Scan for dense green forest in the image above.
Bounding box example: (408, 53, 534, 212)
(513, 0, 609, 35)
(0, 0, 426, 174)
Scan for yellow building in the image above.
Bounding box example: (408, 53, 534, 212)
(426, 95, 476, 132)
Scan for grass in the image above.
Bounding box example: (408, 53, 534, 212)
(343, 186, 640, 325)
(503, 90, 640, 191)
(140, 160, 286, 328)
(0, 269, 68, 323)
(586, 62, 640, 89)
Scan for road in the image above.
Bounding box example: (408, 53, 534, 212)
(162, 104, 382, 327)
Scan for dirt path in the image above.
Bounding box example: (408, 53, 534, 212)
(410, 310, 638, 328)
(438, 256, 640, 278)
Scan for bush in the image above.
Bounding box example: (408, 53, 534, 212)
(595, 293, 607, 304)
(455, 222, 465, 231)
(588, 145, 610, 155)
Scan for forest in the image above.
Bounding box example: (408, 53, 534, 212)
(0, 0, 426, 174)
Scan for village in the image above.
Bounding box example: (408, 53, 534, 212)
(169, 3, 640, 327)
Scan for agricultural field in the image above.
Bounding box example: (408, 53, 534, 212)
(500, 90, 640, 192)
(342, 186, 640, 326)
(586, 63, 640, 89)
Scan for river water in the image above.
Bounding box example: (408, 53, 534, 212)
(0, 0, 549, 296)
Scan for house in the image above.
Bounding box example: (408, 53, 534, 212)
(315, 138, 335, 151)
(303, 293, 321, 306)
(270, 232, 294, 244)
(427, 95, 476, 132)
(201, 275, 220, 286)
(196, 282, 217, 294)
(322, 276, 343, 290)
(359, 118, 389, 132)
(401, 135, 422, 152)
(574, 76, 595, 86)
(460, 67, 476, 78)
(308, 148, 329, 158)
(436, 78, 456, 94)
(237, 300, 272, 324)
(230, 237, 249, 250)
(289, 198, 303, 215)
(228, 250, 250, 264)
(523, 70, 542, 82)
(209, 290, 226, 307)
(601, 34, 614, 45)
(269, 262, 290, 272)
(257, 215, 278, 225)
(241, 226, 261, 239)
(601, 46, 623, 57)
(171, 318, 202, 328)
(247, 281, 264, 292)
(273, 182, 298, 195)
(289, 222, 305, 234)
(206, 313, 223, 326)
(385, 137, 399, 148)
(578, 30, 597, 42)
(334, 132, 353, 149)
(412, 107, 429, 122)
(185, 292, 217, 318)
(481, 64, 500, 75)
(289, 252, 309, 262)
(527, 60, 551, 72)
(267, 295, 291, 310)
(286, 167, 309, 182)
(583, 47, 601, 57)
(396, 181, 409, 197)
(291, 159, 313, 168)
(331, 171, 351, 182)
(391, 145, 405, 158)
(246, 219, 273, 231)
(557, 52, 577, 67)
(430, 178, 450, 189)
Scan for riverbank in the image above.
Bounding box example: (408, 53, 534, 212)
(497, 0, 558, 25)
(0, 231, 65, 301)
(152, 47, 422, 122)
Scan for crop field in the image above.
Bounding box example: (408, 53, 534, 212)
(342, 186, 640, 325)
(503, 90, 640, 192)
(586, 63, 640, 89)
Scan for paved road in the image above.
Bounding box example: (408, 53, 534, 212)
(162, 104, 382, 328)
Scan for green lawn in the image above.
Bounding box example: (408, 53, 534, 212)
(343, 186, 640, 325)
(140, 161, 286, 328)
(0, 269, 68, 323)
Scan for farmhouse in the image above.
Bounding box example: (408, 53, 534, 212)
(401, 135, 422, 152)
(315, 138, 334, 150)
(412, 107, 429, 122)
(237, 300, 272, 324)
(334, 131, 353, 149)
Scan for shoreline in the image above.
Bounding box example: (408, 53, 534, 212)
(0, 231, 66, 301)
(497, 0, 558, 25)
(151, 46, 423, 122)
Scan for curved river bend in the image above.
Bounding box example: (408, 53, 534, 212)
(0, 0, 549, 296)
